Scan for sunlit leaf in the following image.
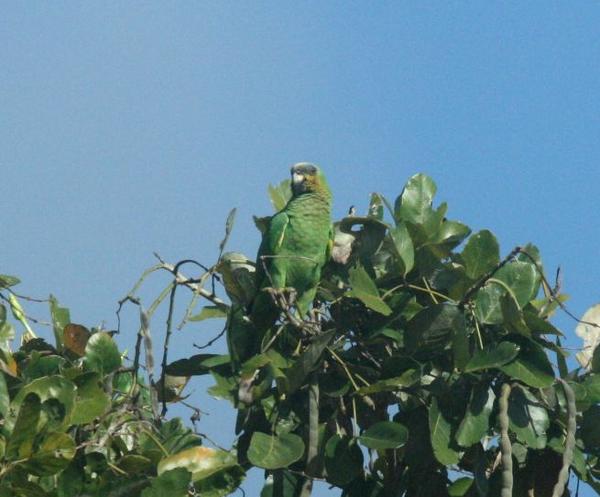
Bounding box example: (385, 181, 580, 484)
(247, 432, 304, 469)
(49, 295, 70, 350)
(84, 332, 121, 375)
(461, 230, 499, 279)
(394, 174, 437, 225)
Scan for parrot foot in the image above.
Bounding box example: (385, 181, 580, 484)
(262, 287, 297, 309)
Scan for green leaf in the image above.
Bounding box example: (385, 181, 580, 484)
(195, 464, 245, 497)
(348, 265, 392, 316)
(84, 332, 121, 375)
(368, 192, 385, 220)
(142, 468, 192, 497)
(358, 421, 408, 450)
(389, 222, 415, 276)
(278, 330, 336, 394)
(499, 338, 554, 388)
(507, 385, 549, 449)
(405, 304, 462, 355)
(324, 435, 364, 486)
(189, 305, 228, 322)
(6, 392, 41, 460)
(25, 432, 76, 476)
(455, 385, 495, 447)
(247, 432, 305, 469)
(71, 372, 110, 424)
(474, 261, 538, 324)
(166, 354, 227, 376)
(465, 342, 520, 372)
(0, 275, 20, 289)
(268, 180, 292, 212)
(461, 230, 500, 279)
(11, 376, 76, 431)
(448, 477, 474, 497)
(429, 397, 462, 465)
(395, 174, 437, 225)
(500, 292, 530, 335)
(0, 372, 9, 418)
(49, 295, 70, 350)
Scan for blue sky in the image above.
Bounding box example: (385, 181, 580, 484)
(2, 3, 600, 496)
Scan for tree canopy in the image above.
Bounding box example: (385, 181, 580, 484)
(0, 173, 599, 497)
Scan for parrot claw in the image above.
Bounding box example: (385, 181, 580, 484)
(262, 287, 297, 308)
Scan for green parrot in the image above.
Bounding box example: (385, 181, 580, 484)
(250, 163, 333, 332)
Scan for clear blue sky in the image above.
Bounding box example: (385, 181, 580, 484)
(2, 3, 600, 496)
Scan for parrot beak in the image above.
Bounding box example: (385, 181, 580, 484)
(292, 172, 305, 185)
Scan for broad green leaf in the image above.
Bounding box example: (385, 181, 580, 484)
(495, 261, 539, 307)
(11, 375, 76, 431)
(500, 292, 529, 335)
(71, 372, 110, 424)
(118, 454, 154, 475)
(499, 338, 554, 388)
(395, 174, 437, 225)
(142, 467, 192, 497)
(429, 220, 471, 250)
(448, 477, 474, 497)
(358, 421, 408, 450)
(195, 464, 245, 497)
(473, 283, 504, 324)
(405, 304, 462, 354)
(268, 180, 292, 212)
(247, 432, 304, 469)
(84, 332, 121, 375)
(507, 385, 549, 449)
(6, 392, 41, 459)
(455, 385, 495, 447)
(461, 230, 500, 279)
(389, 222, 415, 276)
(465, 342, 520, 372)
(474, 261, 538, 324)
(278, 330, 335, 394)
(0, 275, 20, 289)
(324, 435, 364, 485)
(429, 398, 461, 465)
(348, 265, 392, 316)
(49, 295, 70, 350)
(25, 432, 76, 476)
(23, 354, 65, 381)
(189, 305, 228, 322)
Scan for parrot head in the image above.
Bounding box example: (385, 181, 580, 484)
(290, 162, 330, 198)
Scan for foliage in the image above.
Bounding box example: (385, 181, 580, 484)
(2, 172, 600, 497)
(0, 291, 242, 496)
